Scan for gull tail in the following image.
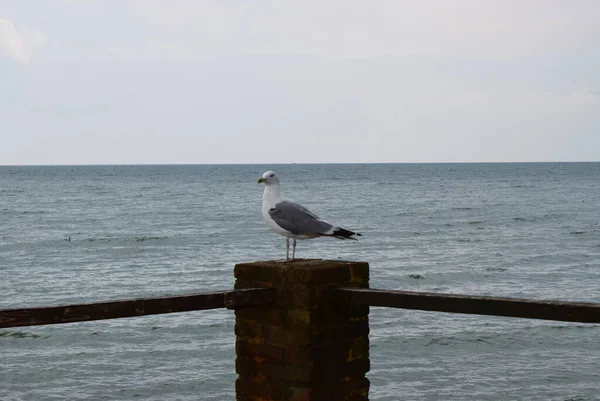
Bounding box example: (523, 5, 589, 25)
(329, 227, 362, 240)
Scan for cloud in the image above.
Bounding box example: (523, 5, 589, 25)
(0, 19, 46, 65)
(122, 0, 600, 60)
(0, 19, 29, 64)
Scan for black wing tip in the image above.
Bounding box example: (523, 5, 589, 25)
(332, 228, 362, 240)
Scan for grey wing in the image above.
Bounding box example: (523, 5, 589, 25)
(269, 201, 334, 236)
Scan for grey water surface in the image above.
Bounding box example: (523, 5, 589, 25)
(1, 163, 599, 401)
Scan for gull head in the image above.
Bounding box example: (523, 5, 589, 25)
(257, 171, 279, 185)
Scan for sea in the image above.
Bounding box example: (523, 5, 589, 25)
(1, 163, 599, 401)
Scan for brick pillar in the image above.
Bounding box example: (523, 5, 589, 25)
(234, 259, 370, 401)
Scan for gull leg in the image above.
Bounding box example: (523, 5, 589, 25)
(285, 237, 290, 261)
(292, 239, 297, 260)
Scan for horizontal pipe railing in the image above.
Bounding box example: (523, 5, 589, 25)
(2, 287, 599, 329)
(0, 288, 275, 329)
(329, 288, 600, 324)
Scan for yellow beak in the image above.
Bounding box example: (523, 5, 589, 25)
(257, 178, 265, 183)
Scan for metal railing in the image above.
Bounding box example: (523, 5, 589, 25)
(329, 287, 600, 323)
(0, 289, 273, 329)
(2, 287, 599, 329)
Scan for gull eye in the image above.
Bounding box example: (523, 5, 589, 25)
(269, 174, 274, 177)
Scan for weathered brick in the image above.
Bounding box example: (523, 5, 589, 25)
(236, 379, 290, 400)
(348, 262, 370, 284)
(234, 259, 369, 285)
(236, 339, 285, 361)
(236, 357, 313, 383)
(237, 306, 368, 329)
(319, 320, 370, 340)
(281, 345, 316, 368)
(348, 336, 370, 361)
(312, 357, 370, 378)
(343, 377, 371, 395)
(236, 321, 313, 346)
(311, 377, 370, 399)
(235, 260, 370, 401)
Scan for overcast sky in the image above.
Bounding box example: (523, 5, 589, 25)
(1, 1, 599, 165)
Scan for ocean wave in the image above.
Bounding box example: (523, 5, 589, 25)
(85, 236, 169, 242)
(0, 189, 26, 193)
(0, 330, 49, 340)
(423, 335, 495, 347)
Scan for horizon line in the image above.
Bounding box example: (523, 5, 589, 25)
(1, 160, 599, 167)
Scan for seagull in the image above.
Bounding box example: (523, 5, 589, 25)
(257, 170, 361, 261)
